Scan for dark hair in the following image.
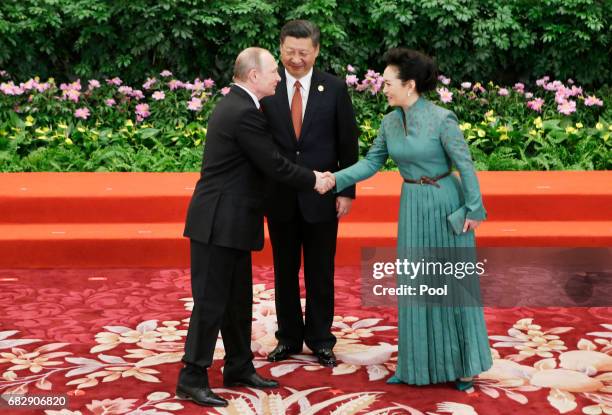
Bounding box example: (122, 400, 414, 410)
(280, 20, 320, 47)
(383, 48, 438, 93)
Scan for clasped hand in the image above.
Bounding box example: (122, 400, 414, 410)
(314, 171, 335, 194)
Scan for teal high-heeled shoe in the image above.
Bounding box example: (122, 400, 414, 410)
(455, 379, 474, 391)
(386, 375, 403, 384)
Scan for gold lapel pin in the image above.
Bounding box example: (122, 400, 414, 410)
(318, 85, 324, 92)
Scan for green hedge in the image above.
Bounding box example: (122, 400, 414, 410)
(1, 0, 610, 87)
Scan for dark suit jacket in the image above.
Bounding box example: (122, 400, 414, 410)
(261, 68, 359, 223)
(184, 85, 315, 251)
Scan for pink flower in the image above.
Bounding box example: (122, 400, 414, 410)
(360, 70, 383, 94)
(168, 80, 183, 90)
(74, 107, 90, 119)
(437, 87, 453, 103)
(135, 103, 150, 116)
(461, 82, 472, 89)
(106, 77, 122, 86)
(88, 79, 100, 89)
(105, 98, 116, 107)
(118, 86, 133, 95)
(472, 83, 485, 93)
(36, 83, 50, 93)
(524, 92, 534, 99)
(498, 88, 509, 96)
(188, 79, 203, 91)
(135, 103, 150, 121)
(160, 70, 173, 77)
(346, 64, 356, 73)
(61, 80, 81, 91)
(567, 78, 574, 85)
(371, 77, 383, 94)
(152, 91, 165, 100)
(555, 87, 570, 104)
(63, 89, 80, 103)
(527, 98, 545, 112)
(203, 78, 215, 88)
(142, 77, 157, 90)
(438, 75, 451, 85)
(0, 70, 7, 77)
(513, 83, 525, 93)
(584, 95, 603, 107)
(131, 89, 144, 100)
(0, 81, 23, 95)
(536, 76, 550, 87)
(345, 74, 359, 86)
(21, 79, 37, 91)
(545, 80, 564, 91)
(187, 97, 202, 111)
(570, 85, 583, 97)
(557, 100, 576, 115)
(220, 87, 231, 96)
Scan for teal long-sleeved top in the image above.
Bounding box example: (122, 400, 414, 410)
(334, 96, 486, 220)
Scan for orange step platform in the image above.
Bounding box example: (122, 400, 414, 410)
(1, 171, 611, 268)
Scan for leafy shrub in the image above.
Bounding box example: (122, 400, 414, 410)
(1, 0, 610, 86)
(1, 68, 609, 171)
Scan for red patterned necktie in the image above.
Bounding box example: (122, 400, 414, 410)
(291, 80, 302, 139)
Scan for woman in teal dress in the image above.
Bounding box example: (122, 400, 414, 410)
(332, 48, 492, 390)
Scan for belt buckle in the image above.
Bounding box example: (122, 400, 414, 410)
(419, 178, 424, 185)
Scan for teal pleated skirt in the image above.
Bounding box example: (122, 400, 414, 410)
(393, 176, 492, 385)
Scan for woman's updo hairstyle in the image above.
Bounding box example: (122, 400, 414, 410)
(383, 48, 438, 94)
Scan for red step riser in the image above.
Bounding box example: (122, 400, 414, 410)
(2, 194, 611, 223)
(0, 197, 190, 224)
(482, 194, 612, 221)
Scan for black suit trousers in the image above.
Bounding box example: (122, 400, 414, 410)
(268, 205, 338, 351)
(180, 240, 255, 386)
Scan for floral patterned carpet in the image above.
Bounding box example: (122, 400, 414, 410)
(0, 267, 610, 415)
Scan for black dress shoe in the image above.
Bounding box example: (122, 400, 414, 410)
(314, 348, 337, 367)
(176, 383, 228, 407)
(267, 344, 301, 362)
(224, 372, 279, 388)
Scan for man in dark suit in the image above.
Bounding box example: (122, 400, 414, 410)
(262, 20, 359, 367)
(176, 47, 334, 407)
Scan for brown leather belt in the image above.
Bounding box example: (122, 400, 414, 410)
(403, 171, 451, 188)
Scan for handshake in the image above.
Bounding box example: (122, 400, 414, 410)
(314, 171, 336, 194)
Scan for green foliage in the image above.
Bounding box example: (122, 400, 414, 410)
(0, 0, 610, 86)
(0, 117, 205, 172)
(0, 68, 609, 172)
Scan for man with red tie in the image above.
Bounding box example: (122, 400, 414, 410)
(261, 20, 359, 367)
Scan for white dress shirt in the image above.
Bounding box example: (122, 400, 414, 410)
(285, 68, 313, 120)
(234, 83, 260, 109)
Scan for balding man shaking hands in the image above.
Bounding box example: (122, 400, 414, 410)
(176, 47, 335, 407)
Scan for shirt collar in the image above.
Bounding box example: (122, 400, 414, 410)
(233, 83, 260, 109)
(285, 68, 313, 92)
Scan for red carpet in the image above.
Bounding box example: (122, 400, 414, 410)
(1, 267, 611, 415)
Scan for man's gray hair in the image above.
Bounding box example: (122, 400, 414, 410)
(233, 47, 268, 82)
